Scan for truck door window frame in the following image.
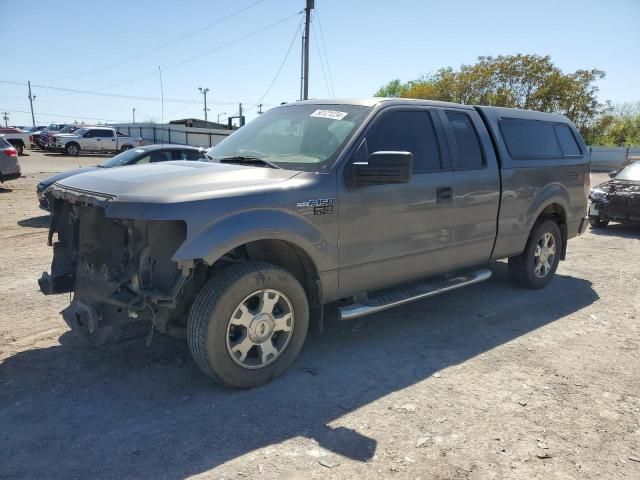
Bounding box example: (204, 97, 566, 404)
(343, 105, 451, 183)
(441, 109, 486, 171)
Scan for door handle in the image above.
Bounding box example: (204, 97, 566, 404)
(437, 186, 453, 203)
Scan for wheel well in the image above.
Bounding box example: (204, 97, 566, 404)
(210, 239, 322, 310)
(537, 203, 567, 259)
(8, 139, 24, 147)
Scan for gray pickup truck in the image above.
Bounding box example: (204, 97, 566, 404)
(39, 98, 589, 388)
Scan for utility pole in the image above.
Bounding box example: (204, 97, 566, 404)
(132, 108, 136, 123)
(302, 0, 314, 100)
(198, 87, 210, 122)
(28, 80, 36, 128)
(238, 103, 244, 126)
(258, 104, 263, 114)
(217, 112, 226, 124)
(2, 112, 9, 127)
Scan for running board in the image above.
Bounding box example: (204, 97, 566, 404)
(339, 269, 492, 320)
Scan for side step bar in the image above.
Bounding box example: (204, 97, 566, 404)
(339, 269, 492, 320)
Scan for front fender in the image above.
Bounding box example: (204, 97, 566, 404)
(172, 208, 330, 272)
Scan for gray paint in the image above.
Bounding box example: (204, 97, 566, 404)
(47, 98, 589, 307)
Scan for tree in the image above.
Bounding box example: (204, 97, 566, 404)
(587, 102, 640, 146)
(375, 54, 607, 140)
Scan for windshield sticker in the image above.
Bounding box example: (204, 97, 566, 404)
(310, 109, 348, 120)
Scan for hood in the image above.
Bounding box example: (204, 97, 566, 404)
(53, 161, 302, 203)
(40, 167, 98, 189)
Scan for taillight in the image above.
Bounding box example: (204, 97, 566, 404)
(3, 147, 18, 157)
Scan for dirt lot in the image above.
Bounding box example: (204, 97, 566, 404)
(1, 150, 639, 479)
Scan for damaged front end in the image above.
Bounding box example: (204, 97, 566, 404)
(39, 187, 197, 342)
(600, 182, 640, 223)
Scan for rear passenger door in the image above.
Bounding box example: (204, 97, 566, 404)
(441, 109, 500, 269)
(337, 107, 456, 296)
(96, 129, 115, 151)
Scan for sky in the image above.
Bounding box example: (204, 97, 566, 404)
(1, 0, 639, 127)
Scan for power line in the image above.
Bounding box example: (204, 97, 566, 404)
(314, 6, 335, 96)
(245, 18, 304, 113)
(312, 13, 332, 97)
(0, 107, 128, 124)
(96, 12, 302, 92)
(0, 80, 263, 106)
(46, 0, 268, 83)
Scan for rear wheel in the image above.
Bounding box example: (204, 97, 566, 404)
(65, 143, 80, 156)
(589, 216, 609, 229)
(187, 262, 309, 388)
(120, 145, 132, 152)
(508, 219, 562, 289)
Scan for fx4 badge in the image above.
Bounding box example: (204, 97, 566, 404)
(296, 198, 335, 215)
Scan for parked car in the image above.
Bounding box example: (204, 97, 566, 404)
(0, 128, 31, 155)
(588, 161, 640, 228)
(50, 126, 143, 155)
(0, 136, 21, 182)
(45, 124, 80, 150)
(39, 98, 589, 388)
(28, 126, 47, 147)
(36, 144, 207, 210)
(37, 123, 72, 149)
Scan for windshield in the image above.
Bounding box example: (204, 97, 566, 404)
(99, 148, 146, 168)
(208, 104, 371, 172)
(615, 162, 640, 181)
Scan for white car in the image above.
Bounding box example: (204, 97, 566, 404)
(51, 127, 144, 155)
(0, 128, 31, 155)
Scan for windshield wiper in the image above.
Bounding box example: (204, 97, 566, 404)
(216, 156, 282, 169)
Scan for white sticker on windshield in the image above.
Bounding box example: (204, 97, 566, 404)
(310, 109, 348, 120)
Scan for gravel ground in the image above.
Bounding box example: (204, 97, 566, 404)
(1, 150, 639, 479)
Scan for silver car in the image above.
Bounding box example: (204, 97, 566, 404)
(0, 135, 21, 183)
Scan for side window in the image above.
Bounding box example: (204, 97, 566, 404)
(183, 150, 205, 160)
(149, 151, 171, 163)
(134, 154, 151, 165)
(366, 110, 441, 173)
(97, 130, 113, 138)
(116, 131, 127, 137)
(446, 111, 484, 169)
(554, 124, 581, 156)
(83, 130, 96, 138)
(500, 118, 562, 158)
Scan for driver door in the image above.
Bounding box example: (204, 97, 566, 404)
(82, 129, 101, 150)
(337, 107, 456, 297)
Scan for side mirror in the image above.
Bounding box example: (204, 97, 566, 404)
(608, 170, 617, 178)
(350, 151, 413, 187)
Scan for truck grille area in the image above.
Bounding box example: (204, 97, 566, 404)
(39, 199, 188, 340)
(605, 183, 640, 222)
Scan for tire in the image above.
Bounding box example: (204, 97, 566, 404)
(120, 145, 132, 152)
(15, 143, 24, 156)
(187, 261, 309, 388)
(589, 216, 609, 229)
(65, 143, 80, 156)
(508, 219, 562, 289)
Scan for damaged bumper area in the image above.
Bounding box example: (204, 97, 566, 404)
(39, 188, 195, 341)
(594, 183, 640, 223)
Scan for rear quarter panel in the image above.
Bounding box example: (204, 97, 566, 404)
(476, 107, 589, 260)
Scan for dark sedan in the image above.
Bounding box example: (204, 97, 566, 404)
(589, 162, 640, 228)
(37, 144, 207, 210)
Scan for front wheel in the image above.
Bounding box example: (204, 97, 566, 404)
(187, 262, 309, 388)
(589, 216, 609, 229)
(15, 143, 24, 156)
(508, 219, 562, 289)
(65, 143, 80, 156)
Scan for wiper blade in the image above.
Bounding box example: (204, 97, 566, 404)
(217, 156, 281, 169)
